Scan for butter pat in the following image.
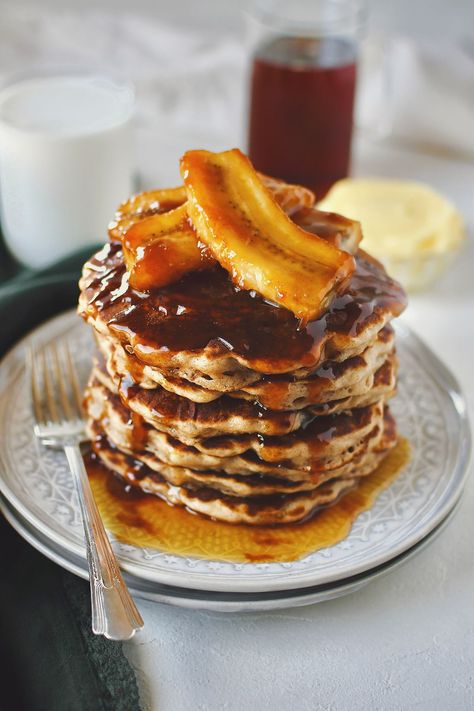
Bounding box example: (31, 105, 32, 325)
(318, 178, 465, 290)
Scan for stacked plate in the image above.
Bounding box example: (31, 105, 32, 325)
(0, 311, 470, 612)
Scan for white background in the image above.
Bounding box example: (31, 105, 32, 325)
(2, 2, 474, 710)
(3, 0, 474, 40)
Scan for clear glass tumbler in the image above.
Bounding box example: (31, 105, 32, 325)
(0, 69, 135, 268)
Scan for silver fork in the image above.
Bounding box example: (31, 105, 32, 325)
(29, 341, 144, 640)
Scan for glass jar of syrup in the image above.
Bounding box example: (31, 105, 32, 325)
(247, 0, 367, 198)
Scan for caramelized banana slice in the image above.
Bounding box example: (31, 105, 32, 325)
(181, 149, 355, 321)
(109, 186, 187, 241)
(292, 206, 362, 254)
(122, 203, 214, 291)
(259, 174, 315, 215)
(111, 178, 310, 241)
(113, 171, 349, 293)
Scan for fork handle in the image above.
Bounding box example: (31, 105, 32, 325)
(64, 444, 144, 640)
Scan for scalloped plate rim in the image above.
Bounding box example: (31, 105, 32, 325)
(0, 491, 463, 611)
(0, 310, 470, 593)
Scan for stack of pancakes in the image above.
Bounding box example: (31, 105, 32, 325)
(79, 236, 407, 525)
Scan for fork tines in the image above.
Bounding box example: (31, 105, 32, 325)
(29, 341, 85, 432)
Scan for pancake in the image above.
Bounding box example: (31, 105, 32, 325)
(92, 352, 396, 444)
(89, 410, 396, 524)
(96, 325, 395, 410)
(308, 356, 397, 415)
(231, 329, 395, 410)
(93, 361, 306, 441)
(92, 434, 357, 524)
(78, 242, 406, 389)
(137, 443, 387, 496)
(85, 377, 386, 478)
(88, 419, 391, 497)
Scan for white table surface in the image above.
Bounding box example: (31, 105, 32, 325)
(1, 4, 472, 707)
(121, 138, 474, 711)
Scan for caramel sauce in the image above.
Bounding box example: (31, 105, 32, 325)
(292, 205, 360, 248)
(122, 206, 215, 292)
(81, 242, 406, 373)
(128, 411, 148, 451)
(86, 437, 410, 563)
(116, 368, 299, 434)
(93, 368, 380, 462)
(104, 321, 393, 414)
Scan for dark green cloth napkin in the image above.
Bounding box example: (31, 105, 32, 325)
(0, 245, 142, 711)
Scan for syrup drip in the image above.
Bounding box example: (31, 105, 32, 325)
(86, 438, 410, 563)
(92, 373, 380, 462)
(81, 243, 406, 373)
(108, 360, 299, 437)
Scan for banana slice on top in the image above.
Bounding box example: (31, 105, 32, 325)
(181, 148, 355, 322)
(122, 203, 214, 291)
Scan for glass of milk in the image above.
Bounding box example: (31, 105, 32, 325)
(0, 71, 135, 268)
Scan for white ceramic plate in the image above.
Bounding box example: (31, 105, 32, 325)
(0, 491, 462, 612)
(0, 310, 470, 593)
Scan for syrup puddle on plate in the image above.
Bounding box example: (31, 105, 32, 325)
(87, 438, 410, 564)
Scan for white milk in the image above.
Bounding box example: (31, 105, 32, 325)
(0, 75, 134, 268)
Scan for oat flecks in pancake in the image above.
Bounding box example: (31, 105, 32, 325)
(91, 353, 396, 444)
(88, 410, 396, 524)
(96, 325, 395, 409)
(84, 377, 386, 478)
